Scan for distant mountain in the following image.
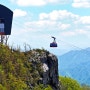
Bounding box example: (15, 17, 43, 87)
(58, 47, 90, 85)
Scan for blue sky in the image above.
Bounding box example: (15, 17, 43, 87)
(0, 0, 90, 54)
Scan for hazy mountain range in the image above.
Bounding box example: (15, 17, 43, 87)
(58, 47, 90, 85)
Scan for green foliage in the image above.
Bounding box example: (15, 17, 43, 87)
(33, 84, 45, 90)
(44, 85, 52, 90)
(33, 48, 47, 54)
(0, 44, 50, 90)
(60, 76, 82, 90)
(0, 84, 7, 90)
(7, 73, 27, 90)
(1, 44, 90, 90)
(33, 84, 52, 90)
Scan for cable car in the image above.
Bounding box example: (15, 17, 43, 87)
(50, 36, 57, 47)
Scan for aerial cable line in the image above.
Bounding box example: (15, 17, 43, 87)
(58, 39, 82, 50)
(57, 39, 90, 56)
(12, 21, 32, 31)
(13, 19, 90, 54)
(13, 20, 89, 50)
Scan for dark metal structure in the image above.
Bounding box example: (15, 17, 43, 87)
(50, 36, 57, 47)
(0, 4, 13, 44)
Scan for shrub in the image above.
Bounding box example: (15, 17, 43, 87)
(59, 76, 82, 90)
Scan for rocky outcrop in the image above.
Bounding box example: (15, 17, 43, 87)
(29, 50, 60, 90)
(43, 52, 60, 90)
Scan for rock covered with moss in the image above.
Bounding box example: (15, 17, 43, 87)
(28, 49, 60, 90)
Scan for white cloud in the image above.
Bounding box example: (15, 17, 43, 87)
(48, 0, 59, 3)
(24, 20, 71, 31)
(40, 10, 60, 21)
(17, 0, 46, 6)
(39, 10, 79, 21)
(24, 20, 57, 31)
(10, 0, 90, 7)
(76, 29, 87, 34)
(13, 9, 27, 17)
(49, 10, 60, 20)
(74, 16, 90, 24)
(80, 16, 90, 24)
(25, 10, 90, 33)
(58, 24, 71, 30)
(72, 0, 90, 8)
(10, 0, 46, 6)
(61, 29, 88, 37)
(39, 13, 48, 20)
(47, 0, 73, 4)
(13, 9, 90, 42)
(85, 26, 90, 29)
(10, 0, 72, 6)
(61, 31, 76, 36)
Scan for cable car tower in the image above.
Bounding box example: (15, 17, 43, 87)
(0, 4, 13, 45)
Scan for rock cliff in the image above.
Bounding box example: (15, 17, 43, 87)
(29, 49, 60, 90)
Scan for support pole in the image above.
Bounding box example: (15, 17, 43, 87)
(0, 35, 4, 44)
(5, 35, 9, 45)
(0, 35, 9, 45)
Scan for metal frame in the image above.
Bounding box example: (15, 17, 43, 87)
(0, 35, 9, 45)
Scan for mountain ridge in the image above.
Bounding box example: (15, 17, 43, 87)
(58, 47, 90, 85)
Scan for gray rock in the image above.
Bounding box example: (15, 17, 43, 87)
(29, 50, 60, 90)
(43, 52, 60, 90)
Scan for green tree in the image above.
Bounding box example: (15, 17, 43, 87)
(33, 84, 53, 90)
(45, 85, 52, 90)
(0, 84, 7, 90)
(59, 76, 82, 90)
